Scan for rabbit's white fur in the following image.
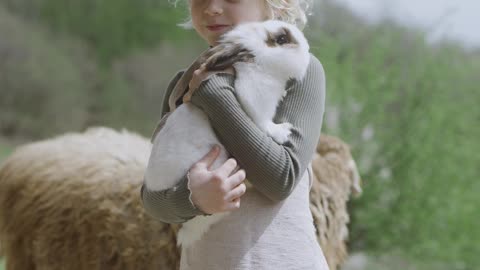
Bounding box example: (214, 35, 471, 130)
(144, 20, 310, 249)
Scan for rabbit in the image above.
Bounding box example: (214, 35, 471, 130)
(144, 20, 311, 249)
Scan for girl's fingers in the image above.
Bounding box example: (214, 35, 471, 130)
(224, 197, 241, 211)
(185, 66, 222, 103)
(226, 169, 246, 190)
(193, 145, 221, 171)
(224, 183, 247, 202)
(215, 158, 238, 179)
(183, 87, 193, 103)
(185, 64, 233, 104)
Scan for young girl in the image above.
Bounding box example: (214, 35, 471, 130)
(141, 0, 329, 269)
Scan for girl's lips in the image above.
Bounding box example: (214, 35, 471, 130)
(206, 25, 229, 32)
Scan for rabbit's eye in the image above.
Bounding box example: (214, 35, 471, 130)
(276, 34, 289, 45)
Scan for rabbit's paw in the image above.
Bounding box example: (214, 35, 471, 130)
(267, 122, 293, 144)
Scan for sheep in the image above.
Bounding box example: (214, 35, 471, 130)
(0, 127, 361, 270)
(145, 20, 311, 249)
(0, 127, 180, 270)
(310, 134, 362, 269)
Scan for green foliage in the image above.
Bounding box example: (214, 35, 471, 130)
(0, 6, 93, 138)
(104, 43, 204, 134)
(309, 2, 479, 268)
(0, 0, 193, 64)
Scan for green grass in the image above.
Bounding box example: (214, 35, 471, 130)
(343, 251, 470, 270)
(0, 258, 4, 270)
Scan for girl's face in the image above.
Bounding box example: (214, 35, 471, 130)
(189, 0, 270, 46)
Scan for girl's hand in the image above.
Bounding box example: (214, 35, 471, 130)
(188, 145, 247, 214)
(183, 63, 235, 103)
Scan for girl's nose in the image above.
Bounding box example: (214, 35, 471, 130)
(204, 0, 223, 16)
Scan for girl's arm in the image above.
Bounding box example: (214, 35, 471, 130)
(141, 175, 205, 223)
(190, 54, 326, 202)
(141, 71, 209, 223)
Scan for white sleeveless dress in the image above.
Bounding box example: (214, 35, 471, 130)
(179, 163, 330, 270)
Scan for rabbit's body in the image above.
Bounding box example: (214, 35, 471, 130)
(234, 63, 294, 143)
(144, 20, 310, 249)
(145, 104, 229, 192)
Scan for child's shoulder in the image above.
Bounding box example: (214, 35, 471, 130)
(291, 53, 325, 88)
(307, 53, 325, 76)
(170, 69, 186, 84)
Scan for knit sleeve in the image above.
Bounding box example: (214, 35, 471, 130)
(190, 54, 325, 201)
(160, 70, 184, 117)
(140, 70, 210, 224)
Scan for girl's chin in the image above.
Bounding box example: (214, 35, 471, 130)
(207, 36, 222, 46)
(209, 41, 219, 47)
(205, 28, 233, 46)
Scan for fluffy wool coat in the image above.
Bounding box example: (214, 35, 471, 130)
(0, 127, 361, 270)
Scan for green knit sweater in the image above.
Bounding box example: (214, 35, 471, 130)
(141, 54, 325, 224)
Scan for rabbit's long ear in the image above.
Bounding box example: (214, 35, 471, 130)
(205, 43, 254, 71)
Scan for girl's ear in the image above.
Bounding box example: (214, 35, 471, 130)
(204, 43, 255, 71)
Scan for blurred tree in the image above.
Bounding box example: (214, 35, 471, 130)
(0, 0, 194, 64)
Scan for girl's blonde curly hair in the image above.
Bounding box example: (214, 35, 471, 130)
(173, 0, 313, 31)
(264, 0, 313, 30)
